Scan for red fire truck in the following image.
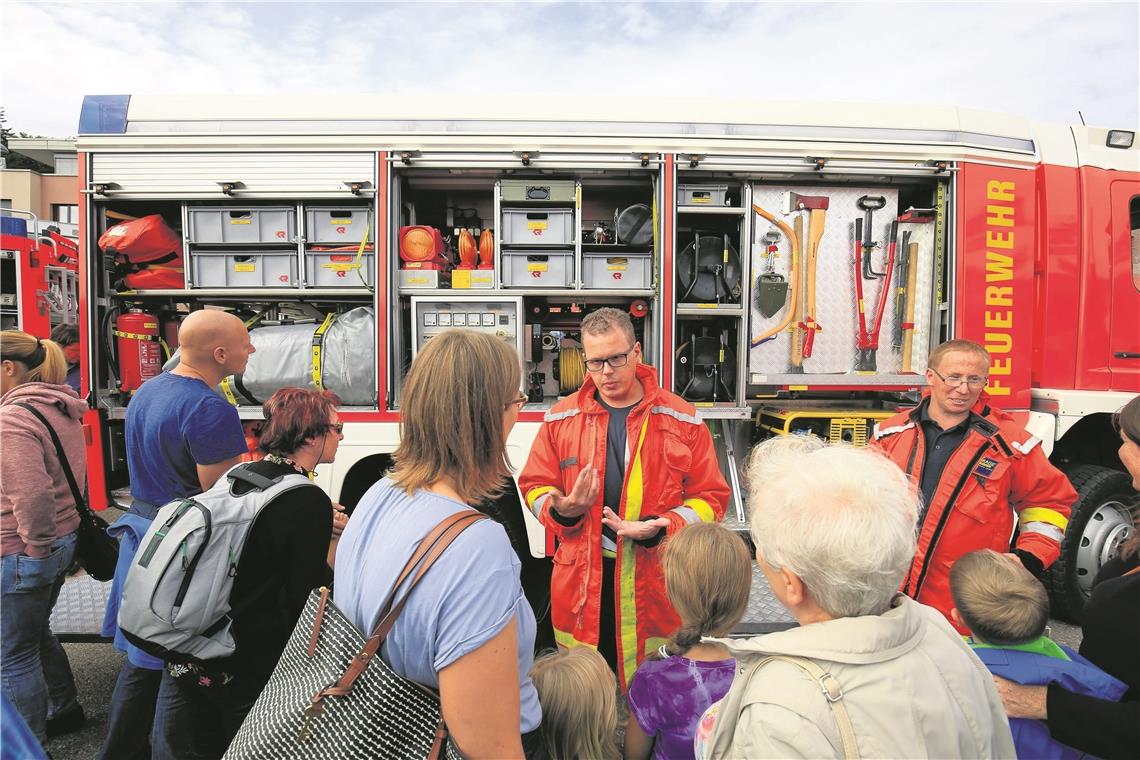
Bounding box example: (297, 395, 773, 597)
(73, 95, 1138, 621)
(1, 209, 80, 334)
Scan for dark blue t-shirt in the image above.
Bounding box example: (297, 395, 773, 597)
(125, 371, 246, 507)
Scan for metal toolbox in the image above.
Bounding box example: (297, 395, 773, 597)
(187, 207, 296, 244)
(583, 251, 652, 290)
(500, 179, 576, 203)
(501, 208, 574, 245)
(304, 250, 374, 287)
(304, 207, 371, 243)
(502, 250, 573, 288)
(677, 184, 729, 206)
(398, 269, 441, 289)
(189, 250, 298, 288)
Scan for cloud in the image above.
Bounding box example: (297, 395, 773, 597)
(1, 0, 1135, 137)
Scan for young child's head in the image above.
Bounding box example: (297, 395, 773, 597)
(950, 549, 1050, 645)
(660, 522, 753, 656)
(530, 647, 618, 760)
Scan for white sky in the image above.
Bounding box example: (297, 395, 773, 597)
(1, 0, 1137, 138)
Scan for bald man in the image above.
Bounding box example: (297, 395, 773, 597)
(98, 309, 254, 760)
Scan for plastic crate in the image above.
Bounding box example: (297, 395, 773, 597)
(188, 250, 298, 288)
(187, 207, 295, 244)
(305, 250, 374, 287)
(398, 269, 441, 289)
(501, 208, 574, 245)
(305, 207, 371, 243)
(677, 184, 729, 206)
(500, 179, 576, 203)
(501, 250, 573, 288)
(583, 252, 652, 290)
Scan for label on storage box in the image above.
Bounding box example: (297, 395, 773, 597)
(607, 258, 628, 271)
(527, 221, 548, 231)
(691, 197, 711, 204)
(331, 219, 352, 225)
(527, 263, 549, 272)
(233, 263, 256, 272)
(230, 219, 252, 225)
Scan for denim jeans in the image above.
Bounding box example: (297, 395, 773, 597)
(152, 669, 259, 760)
(95, 660, 161, 760)
(0, 532, 80, 743)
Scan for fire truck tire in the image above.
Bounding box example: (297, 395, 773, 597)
(1046, 464, 1135, 623)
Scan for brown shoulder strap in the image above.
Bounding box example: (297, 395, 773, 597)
(315, 511, 486, 702)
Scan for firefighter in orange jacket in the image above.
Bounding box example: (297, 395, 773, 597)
(870, 340, 1075, 628)
(519, 308, 730, 687)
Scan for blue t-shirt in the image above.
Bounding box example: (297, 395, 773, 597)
(124, 371, 247, 507)
(334, 478, 541, 733)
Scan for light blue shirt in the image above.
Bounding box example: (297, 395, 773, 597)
(334, 478, 541, 733)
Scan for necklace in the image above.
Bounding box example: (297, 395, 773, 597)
(263, 452, 316, 480)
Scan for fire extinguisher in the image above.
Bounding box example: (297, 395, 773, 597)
(113, 308, 162, 393)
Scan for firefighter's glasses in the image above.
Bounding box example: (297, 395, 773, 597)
(584, 346, 636, 372)
(930, 367, 988, 389)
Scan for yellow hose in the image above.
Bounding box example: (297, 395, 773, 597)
(559, 346, 586, 394)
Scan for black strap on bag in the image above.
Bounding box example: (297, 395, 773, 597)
(14, 402, 119, 580)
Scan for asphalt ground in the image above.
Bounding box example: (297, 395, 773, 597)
(40, 585, 1084, 760)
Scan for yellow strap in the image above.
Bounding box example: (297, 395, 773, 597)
(355, 214, 372, 289)
(219, 377, 238, 406)
(682, 497, 716, 523)
(1020, 507, 1069, 531)
(618, 415, 652, 684)
(310, 312, 336, 390)
(111, 330, 158, 341)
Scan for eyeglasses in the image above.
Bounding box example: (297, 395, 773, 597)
(508, 393, 528, 409)
(584, 346, 636, 373)
(929, 367, 987, 389)
(327, 422, 345, 434)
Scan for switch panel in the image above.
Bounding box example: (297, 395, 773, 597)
(411, 296, 524, 358)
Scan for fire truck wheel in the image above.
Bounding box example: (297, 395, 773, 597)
(1046, 464, 1135, 623)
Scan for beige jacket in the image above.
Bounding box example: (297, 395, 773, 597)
(702, 595, 1015, 759)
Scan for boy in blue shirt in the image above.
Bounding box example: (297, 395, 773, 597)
(950, 549, 1127, 759)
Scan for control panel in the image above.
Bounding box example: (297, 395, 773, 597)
(410, 295, 524, 358)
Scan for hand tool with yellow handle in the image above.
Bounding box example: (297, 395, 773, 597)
(900, 239, 919, 372)
(749, 203, 800, 348)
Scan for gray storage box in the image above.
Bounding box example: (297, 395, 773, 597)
(398, 269, 441, 289)
(502, 250, 573, 288)
(500, 179, 576, 203)
(189, 250, 298, 288)
(305, 250, 374, 288)
(501, 208, 574, 245)
(187, 207, 296, 244)
(305, 207, 371, 243)
(583, 252, 652, 290)
(677, 184, 729, 206)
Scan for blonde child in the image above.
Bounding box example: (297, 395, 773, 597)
(624, 522, 752, 760)
(950, 549, 1126, 759)
(530, 646, 620, 760)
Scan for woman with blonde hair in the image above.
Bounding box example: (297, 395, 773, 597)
(625, 522, 751, 760)
(0, 330, 87, 742)
(531, 647, 619, 760)
(334, 329, 541, 759)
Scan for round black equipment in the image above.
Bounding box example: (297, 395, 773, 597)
(677, 234, 741, 303)
(616, 204, 654, 246)
(675, 336, 735, 401)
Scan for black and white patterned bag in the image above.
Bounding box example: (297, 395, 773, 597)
(224, 512, 484, 760)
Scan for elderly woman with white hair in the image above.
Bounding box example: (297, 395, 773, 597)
(699, 436, 1016, 759)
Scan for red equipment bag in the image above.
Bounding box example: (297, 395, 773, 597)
(99, 215, 183, 265)
(122, 266, 185, 290)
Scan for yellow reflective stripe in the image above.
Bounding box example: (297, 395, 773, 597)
(525, 485, 557, 509)
(310, 312, 336, 390)
(643, 636, 668, 659)
(1020, 507, 1069, 531)
(219, 377, 238, 406)
(683, 498, 716, 523)
(619, 416, 652, 684)
(553, 627, 595, 650)
(602, 547, 617, 559)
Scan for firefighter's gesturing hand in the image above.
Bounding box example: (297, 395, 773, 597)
(601, 507, 670, 541)
(550, 464, 599, 519)
(331, 503, 348, 538)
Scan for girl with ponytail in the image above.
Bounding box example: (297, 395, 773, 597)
(624, 522, 752, 760)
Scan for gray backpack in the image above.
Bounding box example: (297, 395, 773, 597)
(118, 462, 313, 664)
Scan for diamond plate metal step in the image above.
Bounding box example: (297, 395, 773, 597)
(51, 574, 112, 642)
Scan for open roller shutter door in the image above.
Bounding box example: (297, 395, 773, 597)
(90, 152, 376, 199)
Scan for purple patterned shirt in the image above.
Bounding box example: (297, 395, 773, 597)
(627, 655, 736, 760)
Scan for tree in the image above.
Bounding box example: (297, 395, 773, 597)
(0, 106, 53, 172)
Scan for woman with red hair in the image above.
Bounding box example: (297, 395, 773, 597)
(151, 387, 346, 759)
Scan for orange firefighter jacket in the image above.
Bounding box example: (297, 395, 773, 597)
(870, 391, 1075, 626)
(518, 364, 730, 687)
